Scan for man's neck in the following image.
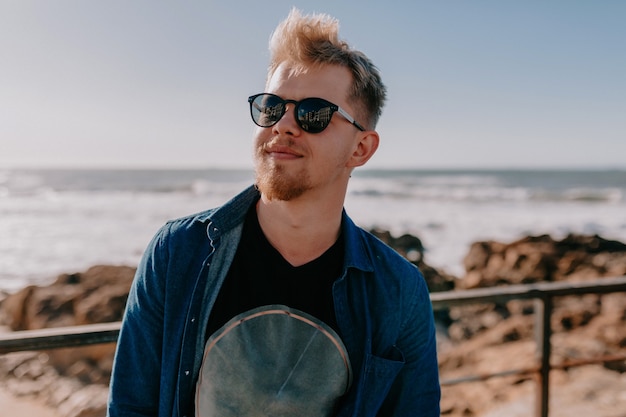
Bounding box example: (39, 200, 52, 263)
(256, 195, 343, 267)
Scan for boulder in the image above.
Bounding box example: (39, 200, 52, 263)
(1, 265, 135, 332)
(0, 265, 135, 385)
(439, 233, 626, 417)
(370, 228, 456, 293)
(460, 234, 626, 289)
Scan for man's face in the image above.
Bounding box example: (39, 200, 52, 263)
(253, 63, 362, 201)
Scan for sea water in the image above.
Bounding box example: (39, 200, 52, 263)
(1, 168, 625, 292)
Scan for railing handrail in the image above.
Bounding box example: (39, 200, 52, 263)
(430, 275, 626, 308)
(1, 276, 625, 353)
(0, 321, 121, 354)
(431, 274, 626, 417)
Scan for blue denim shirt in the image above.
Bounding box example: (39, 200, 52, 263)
(108, 186, 440, 417)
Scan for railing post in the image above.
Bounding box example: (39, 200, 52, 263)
(534, 295, 553, 417)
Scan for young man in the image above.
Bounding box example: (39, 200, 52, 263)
(108, 9, 440, 417)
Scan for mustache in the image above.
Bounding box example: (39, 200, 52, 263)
(261, 136, 299, 152)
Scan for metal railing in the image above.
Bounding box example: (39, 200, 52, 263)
(0, 321, 120, 354)
(430, 275, 626, 417)
(1, 275, 625, 417)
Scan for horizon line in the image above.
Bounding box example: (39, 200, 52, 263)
(1, 164, 625, 172)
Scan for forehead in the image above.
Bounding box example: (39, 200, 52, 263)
(266, 63, 353, 104)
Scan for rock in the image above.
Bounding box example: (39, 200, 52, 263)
(460, 233, 626, 289)
(370, 228, 425, 262)
(463, 240, 506, 272)
(370, 228, 457, 293)
(551, 294, 601, 332)
(57, 384, 109, 417)
(0, 265, 135, 392)
(439, 233, 626, 417)
(1, 286, 36, 331)
(74, 285, 130, 325)
(1, 265, 135, 332)
(1, 232, 625, 417)
(0, 265, 134, 417)
(371, 231, 625, 417)
(24, 285, 84, 330)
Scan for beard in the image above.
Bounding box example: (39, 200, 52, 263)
(254, 147, 312, 201)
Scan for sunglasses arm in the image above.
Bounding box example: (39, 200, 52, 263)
(337, 107, 366, 131)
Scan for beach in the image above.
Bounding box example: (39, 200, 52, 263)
(0, 389, 60, 417)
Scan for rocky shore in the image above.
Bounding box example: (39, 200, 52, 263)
(1, 233, 625, 417)
(0, 265, 135, 417)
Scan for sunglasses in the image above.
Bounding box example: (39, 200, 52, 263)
(248, 93, 365, 134)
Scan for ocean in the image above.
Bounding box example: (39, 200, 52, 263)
(1, 168, 625, 292)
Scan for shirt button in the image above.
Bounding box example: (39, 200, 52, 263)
(185, 370, 190, 376)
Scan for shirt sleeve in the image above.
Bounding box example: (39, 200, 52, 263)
(107, 225, 169, 417)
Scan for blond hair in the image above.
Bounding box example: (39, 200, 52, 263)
(267, 8, 386, 129)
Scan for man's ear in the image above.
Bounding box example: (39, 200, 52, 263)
(347, 131, 379, 168)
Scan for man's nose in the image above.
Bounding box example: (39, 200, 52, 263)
(272, 103, 301, 136)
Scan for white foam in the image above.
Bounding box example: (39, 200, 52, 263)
(1, 169, 625, 292)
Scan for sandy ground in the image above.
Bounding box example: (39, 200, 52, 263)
(0, 389, 60, 417)
(481, 365, 626, 417)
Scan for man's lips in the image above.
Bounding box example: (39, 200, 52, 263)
(265, 144, 303, 159)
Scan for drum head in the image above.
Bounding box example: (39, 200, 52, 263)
(195, 305, 352, 417)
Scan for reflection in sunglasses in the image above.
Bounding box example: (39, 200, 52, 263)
(248, 93, 365, 133)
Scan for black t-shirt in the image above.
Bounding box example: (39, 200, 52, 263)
(206, 203, 343, 338)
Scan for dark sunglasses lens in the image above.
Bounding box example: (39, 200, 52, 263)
(251, 94, 285, 127)
(297, 98, 334, 133)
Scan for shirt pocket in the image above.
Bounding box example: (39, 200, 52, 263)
(355, 349, 405, 415)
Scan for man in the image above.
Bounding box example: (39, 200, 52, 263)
(108, 8, 440, 417)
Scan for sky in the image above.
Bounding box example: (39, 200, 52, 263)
(1, 1, 625, 170)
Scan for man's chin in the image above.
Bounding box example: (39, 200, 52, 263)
(259, 185, 305, 202)
(255, 178, 308, 202)
(254, 163, 311, 201)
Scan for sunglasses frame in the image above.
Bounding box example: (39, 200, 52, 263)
(248, 93, 366, 133)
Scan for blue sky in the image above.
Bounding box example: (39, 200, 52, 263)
(1, 1, 625, 169)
